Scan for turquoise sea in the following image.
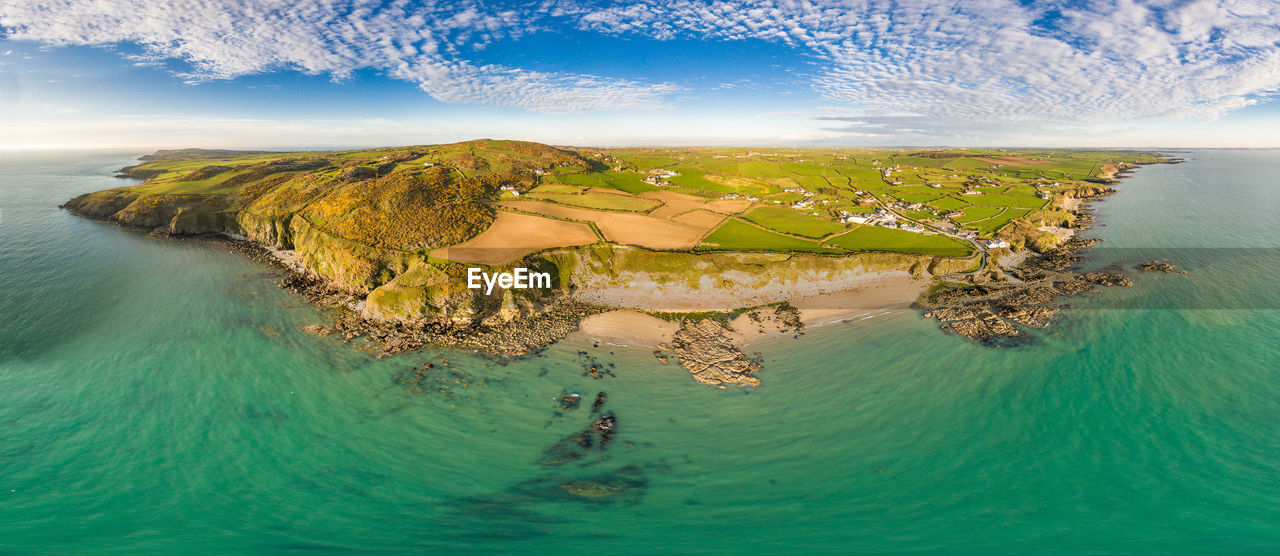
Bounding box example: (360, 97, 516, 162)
(2, 150, 1278, 554)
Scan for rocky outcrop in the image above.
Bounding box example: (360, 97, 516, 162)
(920, 237, 1136, 346)
(1136, 261, 1176, 273)
(669, 318, 762, 387)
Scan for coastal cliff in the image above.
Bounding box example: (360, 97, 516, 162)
(63, 142, 1173, 383)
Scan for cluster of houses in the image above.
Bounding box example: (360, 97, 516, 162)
(954, 230, 1008, 249)
(720, 193, 759, 201)
(837, 208, 930, 233)
(642, 169, 680, 186)
(499, 185, 521, 197)
(839, 208, 893, 225)
(887, 201, 925, 211)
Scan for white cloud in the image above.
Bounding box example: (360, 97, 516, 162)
(574, 0, 1280, 136)
(2, 0, 1280, 142)
(0, 0, 675, 112)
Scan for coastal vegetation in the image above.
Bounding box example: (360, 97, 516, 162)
(63, 140, 1167, 356)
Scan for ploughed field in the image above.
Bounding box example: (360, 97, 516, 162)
(69, 140, 1164, 270)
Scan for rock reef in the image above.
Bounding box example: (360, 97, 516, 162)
(668, 319, 763, 388)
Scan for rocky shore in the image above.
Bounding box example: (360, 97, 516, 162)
(917, 163, 1178, 346)
(199, 233, 817, 387)
(919, 236, 1133, 346)
(197, 234, 606, 357)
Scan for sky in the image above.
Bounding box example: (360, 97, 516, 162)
(1, 0, 1279, 149)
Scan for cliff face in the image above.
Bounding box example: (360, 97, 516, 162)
(361, 258, 562, 324)
(531, 244, 969, 312)
(63, 190, 241, 234)
(63, 141, 595, 326)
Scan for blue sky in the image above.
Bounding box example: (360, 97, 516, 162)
(1, 0, 1279, 149)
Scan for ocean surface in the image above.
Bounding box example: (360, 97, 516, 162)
(1, 150, 1278, 554)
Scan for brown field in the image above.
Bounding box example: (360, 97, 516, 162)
(499, 200, 712, 250)
(431, 210, 598, 264)
(639, 190, 752, 216)
(672, 209, 729, 229)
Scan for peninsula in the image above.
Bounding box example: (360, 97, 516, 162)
(62, 140, 1170, 385)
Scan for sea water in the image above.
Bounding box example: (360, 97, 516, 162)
(1, 150, 1278, 554)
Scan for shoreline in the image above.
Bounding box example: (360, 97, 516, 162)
(570, 274, 927, 350)
(60, 152, 1182, 386)
(916, 158, 1181, 345)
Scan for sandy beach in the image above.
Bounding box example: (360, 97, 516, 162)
(570, 273, 929, 348)
(571, 310, 680, 347)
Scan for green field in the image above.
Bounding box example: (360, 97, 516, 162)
(554, 172, 657, 194)
(528, 184, 587, 194)
(741, 206, 846, 239)
(891, 193, 944, 203)
(525, 192, 661, 212)
(928, 197, 972, 211)
(970, 208, 1033, 234)
(965, 193, 1050, 209)
(952, 206, 1006, 223)
(825, 226, 973, 256)
(700, 219, 843, 254)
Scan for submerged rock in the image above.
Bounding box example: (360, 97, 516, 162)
(302, 324, 336, 336)
(1136, 261, 1176, 273)
(539, 431, 595, 466)
(558, 393, 581, 411)
(392, 363, 492, 400)
(539, 412, 619, 467)
(592, 413, 617, 447)
(556, 466, 647, 501)
(1083, 271, 1133, 287)
(507, 465, 649, 504)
